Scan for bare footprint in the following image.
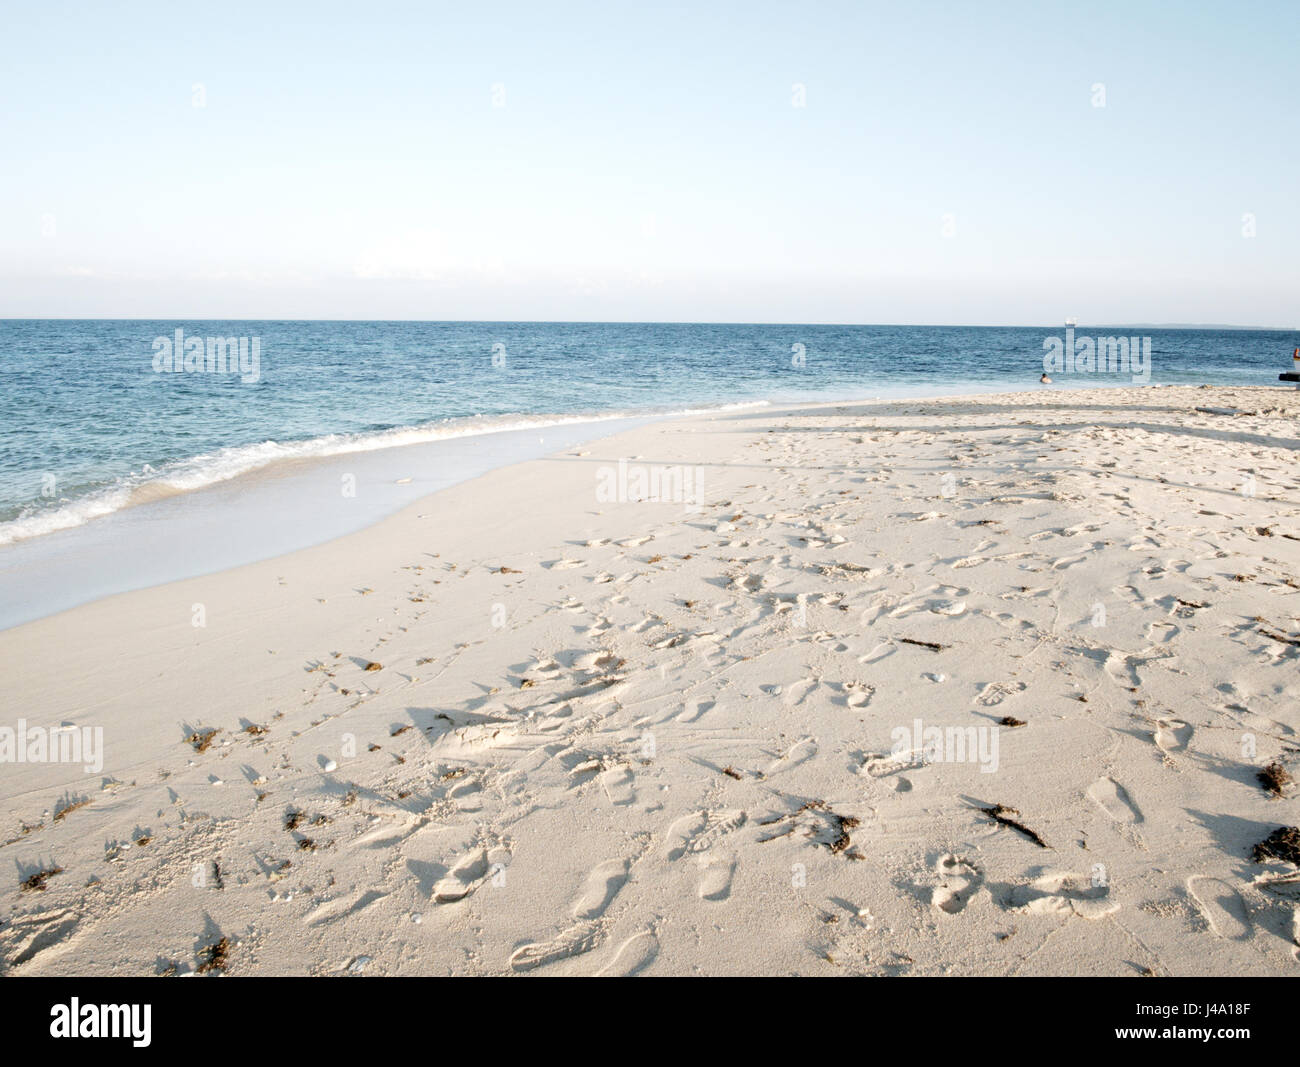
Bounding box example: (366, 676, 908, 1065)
(1155, 718, 1193, 757)
(1007, 870, 1119, 920)
(1087, 776, 1142, 824)
(1187, 876, 1251, 940)
(975, 680, 1027, 707)
(572, 859, 630, 921)
(931, 854, 983, 914)
(697, 852, 736, 902)
(601, 764, 636, 806)
(844, 682, 875, 708)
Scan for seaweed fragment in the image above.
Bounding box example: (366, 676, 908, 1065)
(20, 865, 63, 892)
(1258, 762, 1294, 798)
(900, 637, 946, 652)
(978, 803, 1049, 849)
(196, 937, 230, 974)
(1251, 826, 1300, 866)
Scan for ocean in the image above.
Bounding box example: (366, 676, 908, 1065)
(2, 320, 1292, 544)
(0, 320, 1292, 627)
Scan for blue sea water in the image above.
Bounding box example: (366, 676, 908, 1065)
(1, 320, 1293, 548)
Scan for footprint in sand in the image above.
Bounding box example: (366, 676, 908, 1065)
(306, 889, 387, 927)
(509, 922, 603, 971)
(974, 680, 1027, 707)
(596, 930, 659, 975)
(664, 811, 709, 860)
(1006, 870, 1119, 920)
(575, 649, 620, 674)
(931, 854, 983, 915)
(697, 853, 737, 902)
(858, 643, 896, 665)
(1146, 621, 1180, 644)
(433, 845, 510, 903)
(350, 814, 429, 851)
(1155, 718, 1193, 757)
(572, 858, 630, 921)
(601, 764, 636, 806)
(987, 611, 1037, 635)
(678, 700, 716, 723)
(783, 677, 818, 706)
(1187, 877, 1251, 940)
(860, 749, 925, 779)
(1103, 647, 1173, 689)
(664, 809, 746, 860)
(1087, 777, 1142, 824)
(844, 682, 875, 708)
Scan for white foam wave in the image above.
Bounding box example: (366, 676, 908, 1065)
(0, 400, 770, 547)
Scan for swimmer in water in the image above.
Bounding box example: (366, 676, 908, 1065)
(1040, 373, 1052, 384)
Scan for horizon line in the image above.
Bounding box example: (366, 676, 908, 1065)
(0, 317, 1296, 331)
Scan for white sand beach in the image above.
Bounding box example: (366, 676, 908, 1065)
(2, 385, 1298, 976)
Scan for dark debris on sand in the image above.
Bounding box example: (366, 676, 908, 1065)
(979, 804, 1049, 849)
(19, 865, 64, 892)
(196, 937, 230, 974)
(1258, 762, 1294, 798)
(186, 728, 219, 753)
(1251, 826, 1300, 866)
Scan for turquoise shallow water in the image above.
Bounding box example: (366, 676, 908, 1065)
(0, 320, 1293, 545)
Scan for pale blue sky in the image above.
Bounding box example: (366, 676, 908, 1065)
(2, 1, 1296, 324)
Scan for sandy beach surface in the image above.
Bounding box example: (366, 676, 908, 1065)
(2, 385, 1298, 976)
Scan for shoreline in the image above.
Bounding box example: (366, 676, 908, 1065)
(0, 378, 1209, 631)
(2, 384, 1298, 975)
(4, 375, 1186, 549)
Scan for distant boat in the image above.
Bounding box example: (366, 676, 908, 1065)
(1064, 318, 1078, 328)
